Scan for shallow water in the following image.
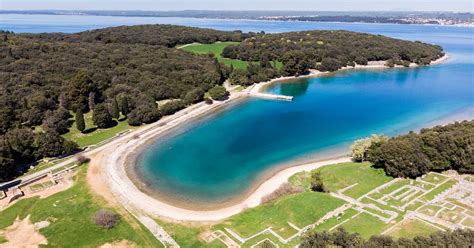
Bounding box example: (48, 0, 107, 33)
(3, 14, 473, 204)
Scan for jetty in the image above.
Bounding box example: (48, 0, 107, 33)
(246, 83, 294, 101)
(249, 92, 293, 101)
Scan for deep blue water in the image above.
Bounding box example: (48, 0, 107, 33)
(2, 14, 473, 204)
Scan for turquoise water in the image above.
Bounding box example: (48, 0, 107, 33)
(2, 15, 473, 204)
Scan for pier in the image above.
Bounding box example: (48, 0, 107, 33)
(246, 84, 294, 101)
(249, 92, 294, 101)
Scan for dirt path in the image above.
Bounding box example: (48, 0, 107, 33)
(0, 215, 47, 248)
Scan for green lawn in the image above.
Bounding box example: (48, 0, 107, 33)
(370, 179, 411, 199)
(290, 162, 392, 199)
(421, 173, 448, 184)
(341, 212, 388, 239)
(388, 219, 440, 239)
(181, 42, 249, 69)
(243, 233, 283, 248)
(181, 42, 283, 70)
(216, 192, 345, 239)
(155, 220, 224, 248)
(422, 179, 458, 201)
(313, 208, 359, 232)
(0, 166, 162, 247)
(63, 111, 135, 148)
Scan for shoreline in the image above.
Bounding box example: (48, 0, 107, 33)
(103, 54, 460, 221)
(251, 54, 449, 94)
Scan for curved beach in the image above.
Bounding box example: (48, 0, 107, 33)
(100, 55, 458, 221)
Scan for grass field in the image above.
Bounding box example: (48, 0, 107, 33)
(387, 219, 440, 239)
(422, 179, 457, 201)
(156, 220, 225, 248)
(313, 208, 359, 232)
(181, 42, 283, 70)
(181, 42, 249, 69)
(216, 192, 345, 239)
(0, 166, 162, 247)
(341, 212, 388, 239)
(63, 111, 135, 148)
(289, 162, 392, 199)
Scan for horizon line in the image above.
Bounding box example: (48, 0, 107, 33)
(1, 9, 472, 14)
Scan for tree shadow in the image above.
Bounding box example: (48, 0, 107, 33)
(82, 127, 97, 134)
(108, 120, 118, 128)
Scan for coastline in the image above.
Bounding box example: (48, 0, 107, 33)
(250, 54, 449, 94)
(102, 54, 460, 221)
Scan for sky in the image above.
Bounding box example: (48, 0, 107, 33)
(1, 0, 473, 12)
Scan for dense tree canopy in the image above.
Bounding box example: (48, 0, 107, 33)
(366, 120, 473, 178)
(300, 228, 474, 248)
(46, 24, 246, 47)
(223, 30, 444, 76)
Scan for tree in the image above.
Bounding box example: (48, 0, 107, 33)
(94, 209, 118, 229)
(5, 128, 36, 162)
(159, 100, 186, 116)
(301, 228, 474, 248)
(88, 92, 96, 110)
(351, 134, 388, 162)
(35, 130, 77, 158)
(208, 85, 229, 100)
(0, 137, 16, 181)
(120, 96, 130, 116)
(366, 121, 474, 178)
(75, 108, 85, 132)
(66, 70, 96, 111)
(127, 100, 161, 126)
(92, 103, 112, 128)
(42, 108, 71, 134)
(385, 59, 395, 67)
(310, 171, 328, 192)
(319, 57, 342, 72)
(111, 98, 120, 120)
(183, 88, 205, 105)
(214, 58, 225, 83)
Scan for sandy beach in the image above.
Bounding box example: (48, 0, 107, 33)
(95, 54, 459, 221)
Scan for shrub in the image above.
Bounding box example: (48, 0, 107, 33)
(261, 183, 303, 204)
(260, 240, 274, 248)
(208, 85, 229, 100)
(351, 134, 388, 162)
(76, 155, 89, 164)
(310, 171, 328, 193)
(183, 88, 205, 105)
(204, 97, 213, 105)
(94, 209, 118, 229)
(159, 100, 186, 116)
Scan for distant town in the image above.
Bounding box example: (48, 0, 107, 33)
(2, 10, 473, 27)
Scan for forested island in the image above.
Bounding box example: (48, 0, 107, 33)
(0, 24, 444, 181)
